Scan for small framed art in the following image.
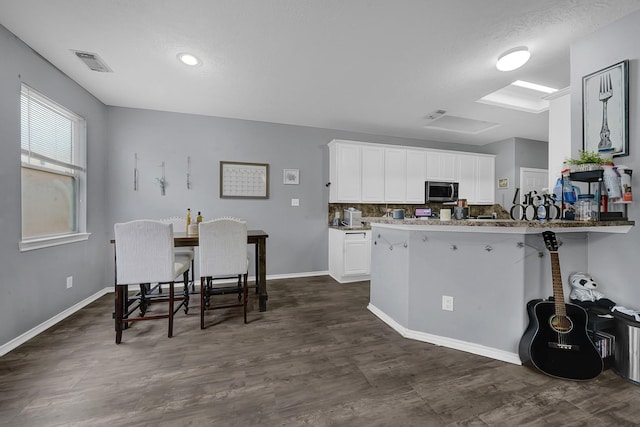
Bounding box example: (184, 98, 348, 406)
(283, 168, 299, 185)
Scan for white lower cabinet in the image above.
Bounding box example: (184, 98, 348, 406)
(328, 228, 371, 283)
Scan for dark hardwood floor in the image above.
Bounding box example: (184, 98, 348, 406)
(1, 276, 639, 426)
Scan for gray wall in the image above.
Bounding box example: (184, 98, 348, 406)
(0, 25, 109, 346)
(571, 9, 640, 305)
(485, 138, 516, 209)
(485, 137, 548, 210)
(105, 108, 486, 280)
(515, 138, 549, 171)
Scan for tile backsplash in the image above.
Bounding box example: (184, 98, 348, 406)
(328, 203, 509, 224)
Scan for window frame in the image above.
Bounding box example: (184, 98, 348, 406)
(19, 84, 89, 251)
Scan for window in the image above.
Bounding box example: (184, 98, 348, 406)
(19, 84, 88, 251)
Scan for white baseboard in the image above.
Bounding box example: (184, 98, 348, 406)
(0, 287, 112, 357)
(367, 303, 522, 365)
(0, 271, 330, 357)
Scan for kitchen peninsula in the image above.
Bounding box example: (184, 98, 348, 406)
(365, 218, 633, 364)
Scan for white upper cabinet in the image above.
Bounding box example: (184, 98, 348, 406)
(426, 151, 457, 181)
(384, 148, 407, 202)
(329, 140, 494, 204)
(457, 153, 477, 202)
(361, 145, 385, 202)
(329, 141, 361, 202)
(405, 149, 427, 203)
(475, 155, 495, 204)
(455, 153, 495, 205)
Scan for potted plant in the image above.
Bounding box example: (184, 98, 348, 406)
(564, 150, 610, 172)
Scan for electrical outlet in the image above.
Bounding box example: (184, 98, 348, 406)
(66, 276, 73, 289)
(442, 295, 454, 311)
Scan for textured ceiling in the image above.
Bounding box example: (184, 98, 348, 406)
(1, 0, 640, 146)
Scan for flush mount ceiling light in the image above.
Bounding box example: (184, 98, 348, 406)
(496, 47, 530, 71)
(177, 52, 201, 66)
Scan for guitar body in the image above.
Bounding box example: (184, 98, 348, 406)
(518, 298, 543, 365)
(520, 300, 603, 380)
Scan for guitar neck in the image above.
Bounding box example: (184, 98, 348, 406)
(549, 251, 566, 316)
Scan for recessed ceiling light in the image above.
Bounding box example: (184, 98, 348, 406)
(496, 47, 530, 71)
(177, 53, 201, 66)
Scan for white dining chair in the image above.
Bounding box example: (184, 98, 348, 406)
(114, 219, 191, 343)
(198, 217, 249, 329)
(159, 216, 196, 291)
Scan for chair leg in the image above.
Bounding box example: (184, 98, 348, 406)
(182, 271, 190, 314)
(168, 282, 175, 338)
(243, 273, 248, 324)
(139, 284, 149, 316)
(190, 258, 195, 292)
(200, 277, 206, 329)
(115, 285, 124, 344)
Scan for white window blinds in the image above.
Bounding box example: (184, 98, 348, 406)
(20, 84, 84, 172)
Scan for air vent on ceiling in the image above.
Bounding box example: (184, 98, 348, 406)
(71, 50, 113, 72)
(425, 109, 447, 121)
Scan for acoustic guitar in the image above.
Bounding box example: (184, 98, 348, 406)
(518, 231, 603, 380)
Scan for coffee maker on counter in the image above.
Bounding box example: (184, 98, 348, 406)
(342, 208, 363, 228)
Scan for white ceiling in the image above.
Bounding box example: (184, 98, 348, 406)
(2, 0, 640, 146)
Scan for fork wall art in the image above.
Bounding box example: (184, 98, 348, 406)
(582, 60, 629, 157)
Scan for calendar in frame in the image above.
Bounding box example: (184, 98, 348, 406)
(220, 161, 269, 199)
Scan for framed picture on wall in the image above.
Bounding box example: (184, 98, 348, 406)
(582, 60, 629, 157)
(283, 168, 299, 185)
(220, 161, 269, 198)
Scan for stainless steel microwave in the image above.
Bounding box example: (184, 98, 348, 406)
(425, 181, 459, 202)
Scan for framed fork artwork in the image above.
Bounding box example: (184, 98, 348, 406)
(582, 60, 629, 157)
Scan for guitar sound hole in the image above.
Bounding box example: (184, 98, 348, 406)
(549, 315, 573, 334)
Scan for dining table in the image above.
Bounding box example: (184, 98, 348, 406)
(111, 229, 270, 312)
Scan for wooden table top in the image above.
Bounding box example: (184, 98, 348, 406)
(173, 230, 268, 246)
(111, 229, 268, 246)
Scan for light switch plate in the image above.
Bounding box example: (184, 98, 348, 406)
(291, 198, 300, 206)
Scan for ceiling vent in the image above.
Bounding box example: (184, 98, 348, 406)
(71, 50, 113, 72)
(425, 109, 447, 121)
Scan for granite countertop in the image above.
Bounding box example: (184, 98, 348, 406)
(328, 225, 372, 231)
(361, 216, 634, 229)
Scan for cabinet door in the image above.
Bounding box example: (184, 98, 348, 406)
(333, 143, 361, 202)
(426, 151, 457, 181)
(361, 146, 385, 202)
(344, 232, 371, 275)
(475, 156, 495, 204)
(456, 154, 476, 202)
(406, 149, 427, 202)
(456, 154, 495, 204)
(384, 148, 406, 202)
